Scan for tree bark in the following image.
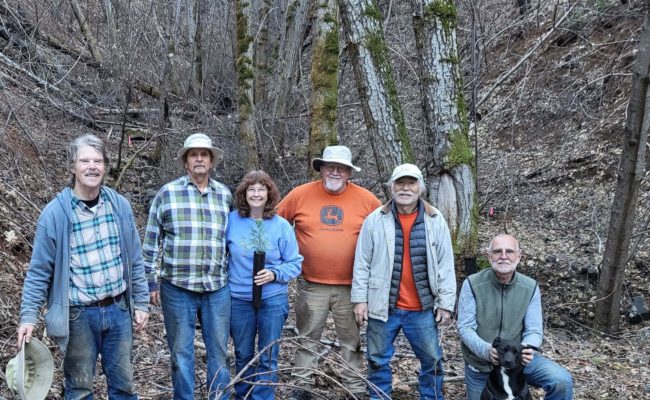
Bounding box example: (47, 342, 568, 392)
(411, 0, 478, 260)
(68, 0, 102, 63)
(308, 0, 339, 178)
(594, 0, 650, 334)
(235, 0, 260, 170)
(339, 0, 414, 184)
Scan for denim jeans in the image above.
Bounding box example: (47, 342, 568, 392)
(64, 298, 136, 400)
(230, 292, 289, 400)
(464, 353, 573, 400)
(161, 279, 231, 400)
(367, 309, 444, 400)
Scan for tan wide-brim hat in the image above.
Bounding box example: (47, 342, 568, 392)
(311, 145, 361, 172)
(175, 133, 225, 167)
(5, 338, 54, 400)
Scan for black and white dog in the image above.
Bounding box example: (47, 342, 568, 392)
(480, 337, 533, 400)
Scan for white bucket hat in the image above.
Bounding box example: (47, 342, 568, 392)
(390, 163, 424, 182)
(5, 338, 54, 400)
(176, 133, 224, 167)
(311, 145, 361, 172)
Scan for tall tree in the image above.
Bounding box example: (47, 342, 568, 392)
(594, 0, 650, 333)
(339, 0, 414, 184)
(411, 0, 477, 261)
(69, 0, 102, 63)
(308, 0, 339, 177)
(235, 0, 260, 170)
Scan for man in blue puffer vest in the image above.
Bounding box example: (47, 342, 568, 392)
(352, 163, 456, 400)
(458, 234, 573, 400)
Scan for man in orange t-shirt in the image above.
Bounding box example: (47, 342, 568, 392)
(351, 164, 456, 400)
(278, 145, 381, 398)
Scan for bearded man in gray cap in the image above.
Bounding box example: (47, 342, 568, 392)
(352, 163, 456, 400)
(143, 133, 232, 399)
(278, 145, 381, 399)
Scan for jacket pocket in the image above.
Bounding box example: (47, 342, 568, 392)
(44, 303, 68, 338)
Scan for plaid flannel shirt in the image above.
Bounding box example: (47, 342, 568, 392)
(143, 175, 232, 293)
(69, 191, 126, 305)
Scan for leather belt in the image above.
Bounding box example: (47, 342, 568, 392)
(86, 293, 123, 308)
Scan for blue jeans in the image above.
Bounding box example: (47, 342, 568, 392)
(161, 279, 231, 400)
(367, 309, 444, 400)
(230, 292, 289, 400)
(464, 353, 573, 400)
(64, 299, 136, 400)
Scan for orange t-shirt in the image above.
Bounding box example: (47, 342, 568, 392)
(277, 181, 381, 284)
(396, 211, 422, 311)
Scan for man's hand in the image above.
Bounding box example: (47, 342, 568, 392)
(489, 346, 499, 365)
(435, 308, 452, 326)
(353, 303, 368, 326)
(133, 310, 149, 332)
(16, 324, 34, 350)
(150, 290, 160, 306)
(521, 347, 535, 365)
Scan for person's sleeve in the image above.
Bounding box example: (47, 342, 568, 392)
(20, 217, 55, 325)
(125, 202, 149, 312)
(142, 192, 163, 292)
(457, 279, 492, 361)
(522, 285, 543, 349)
(268, 221, 303, 283)
(433, 215, 456, 312)
(351, 216, 374, 304)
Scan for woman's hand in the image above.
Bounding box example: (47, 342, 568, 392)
(254, 269, 275, 286)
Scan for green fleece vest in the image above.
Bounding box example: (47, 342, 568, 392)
(461, 268, 538, 372)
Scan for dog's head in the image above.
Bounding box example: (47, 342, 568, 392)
(492, 337, 524, 370)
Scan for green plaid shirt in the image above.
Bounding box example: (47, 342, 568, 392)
(69, 190, 126, 305)
(143, 175, 232, 292)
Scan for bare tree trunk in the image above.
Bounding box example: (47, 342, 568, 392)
(270, 0, 310, 137)
(411, 0, 478, 260)
(308, 0, 339, 179)
(594, 0, 650, 334)
(103, 0, 117, 47)
(190, 0, 205, 98)
(339, 0, 414, 184)
(69, 0, 102, 63)
(235, 0, 260, 170)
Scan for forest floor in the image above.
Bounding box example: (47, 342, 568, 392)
(1, 0, 650, 399)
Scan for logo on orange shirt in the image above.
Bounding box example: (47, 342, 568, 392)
(320, 206, 343, 225)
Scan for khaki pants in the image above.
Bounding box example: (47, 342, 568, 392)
(293, 276, 365, 393)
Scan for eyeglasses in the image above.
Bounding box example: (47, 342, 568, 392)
(322, 163, 351, 173)
(490, 248, 519, 258)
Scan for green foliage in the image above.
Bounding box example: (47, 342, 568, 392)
(362, 1, 382, 20)
(235, 0, 253, 113)
(445, 130, 473, 170)
(239, 220, 270, 252)
(424, 0, 458, 35)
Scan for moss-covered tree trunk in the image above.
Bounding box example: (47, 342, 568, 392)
(411, 0, 478, 261)
(339, 0, 414, 185)
(235, 0, 260, 170)
(308, 0, 339, 179)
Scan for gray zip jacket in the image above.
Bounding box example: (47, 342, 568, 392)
(19, 187, 149, 353)
(351, 200, 456, 322)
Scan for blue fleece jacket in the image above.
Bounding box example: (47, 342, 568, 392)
(19, 187, 149, 353)
(226, 212, 302, 301)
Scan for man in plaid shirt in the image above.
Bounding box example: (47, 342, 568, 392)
(143, 133, 232, 399)
(18, 134, 150, 398)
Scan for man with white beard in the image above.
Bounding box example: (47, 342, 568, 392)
(457, 234, 574, 400)
(278, 145, 381, 399)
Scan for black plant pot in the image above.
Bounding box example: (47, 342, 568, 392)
(253, 251, 265, 311)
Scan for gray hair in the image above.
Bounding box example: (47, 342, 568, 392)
(386, 175, 426, 197)
(68, 134, 109, 187)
